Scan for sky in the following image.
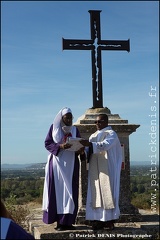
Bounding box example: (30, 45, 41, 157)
(1, 1, 159, 165)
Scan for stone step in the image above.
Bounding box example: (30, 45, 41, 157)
(28, 210, 159, 240)
(29, 221, 159, 239)
(27, 207, 159, 239)
(79, 119, 128, 124)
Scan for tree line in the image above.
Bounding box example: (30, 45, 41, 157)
(1, 167, 159, 210)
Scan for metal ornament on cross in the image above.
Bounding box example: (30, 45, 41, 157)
(62, 10, 130, 109)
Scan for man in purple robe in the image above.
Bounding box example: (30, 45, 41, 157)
(42, 107, 85, 231)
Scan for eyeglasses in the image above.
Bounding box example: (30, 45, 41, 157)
(63, 115, 73, 120)
(94, 120, 105, 124)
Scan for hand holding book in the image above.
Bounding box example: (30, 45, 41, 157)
(65, 137, 84, 151)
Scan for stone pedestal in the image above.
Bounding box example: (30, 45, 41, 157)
(74, 107, 141, 224)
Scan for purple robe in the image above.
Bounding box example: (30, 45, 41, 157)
(43, 124, 85, 225)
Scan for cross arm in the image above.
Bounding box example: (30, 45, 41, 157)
(62, 38, 94, 50)
(99, 39, 130, 52)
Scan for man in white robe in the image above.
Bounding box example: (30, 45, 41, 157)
(80, 114, 122, 230)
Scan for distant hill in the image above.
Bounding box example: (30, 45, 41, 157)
(1, 161, 155, 170)
(26, 163, 46, 169)
(130, 161, 152, 166)
(1, 163, 34, 169)
(1, 163, 45, 170)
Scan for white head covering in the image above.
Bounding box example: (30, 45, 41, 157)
(52, 107, 72, 143)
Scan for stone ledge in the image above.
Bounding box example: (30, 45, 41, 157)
(29, 220, 159, 239)
(28, 219, 45, 234)
(28, 209, 159, 239)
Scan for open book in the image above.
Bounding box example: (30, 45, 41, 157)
(66, 137, 84, 151)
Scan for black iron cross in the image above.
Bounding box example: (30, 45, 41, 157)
(62, 10, 130, 108)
